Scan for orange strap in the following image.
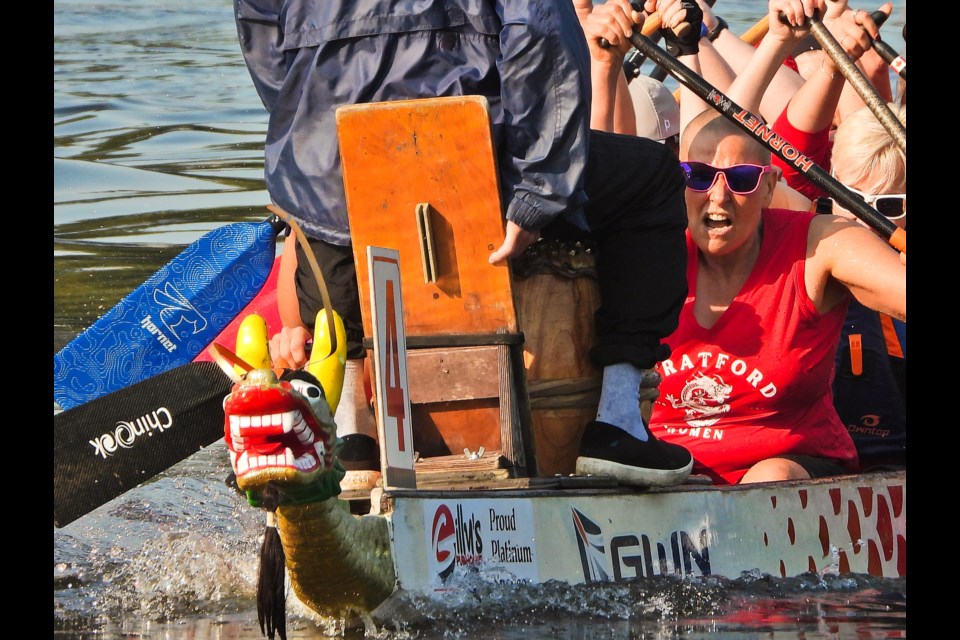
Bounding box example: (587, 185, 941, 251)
(848, 334, 863, 376)
(880, 314, 905, 359)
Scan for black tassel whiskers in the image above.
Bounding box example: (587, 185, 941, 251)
(257, 484, 286, 640)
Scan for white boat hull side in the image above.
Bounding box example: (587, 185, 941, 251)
(388, 472, 905, 597)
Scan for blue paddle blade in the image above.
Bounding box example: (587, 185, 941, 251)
(54, 215, 284, 410)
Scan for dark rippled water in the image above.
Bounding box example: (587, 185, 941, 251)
(54, 1, 908, 637)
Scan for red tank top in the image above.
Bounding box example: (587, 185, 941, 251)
(649, 208, 858, 484)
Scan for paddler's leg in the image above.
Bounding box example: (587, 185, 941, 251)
(572, 130, 692, 487)
(294, 237, 381, 477)
(335, 359, 380, 468)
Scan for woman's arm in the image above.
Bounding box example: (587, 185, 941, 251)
(806, 215, 906, 322)
(577, 0, 643, 132)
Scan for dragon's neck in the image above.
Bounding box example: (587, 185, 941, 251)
(276, 497, 395, 618)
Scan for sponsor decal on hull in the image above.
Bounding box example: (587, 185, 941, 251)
(572, 508, 711, 582)
(426, 499, 537, 588)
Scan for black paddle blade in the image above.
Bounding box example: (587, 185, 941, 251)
(53, 361, 233, 528)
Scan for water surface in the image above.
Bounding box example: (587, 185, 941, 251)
(53, 1, 908, 637)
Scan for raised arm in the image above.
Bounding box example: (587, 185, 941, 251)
(724, 0, 825, 116)
(785, 3, 889, 133)
(807, 215, 906, 322)
(694, 0, 806, 123)
(834, 4, 894, 123)
(650, 0, 709, 135)
(576, 0, 644, 133)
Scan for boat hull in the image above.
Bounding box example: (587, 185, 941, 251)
(384, 471, 904, 601)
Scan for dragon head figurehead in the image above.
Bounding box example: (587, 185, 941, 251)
(223, 367, 344, 505)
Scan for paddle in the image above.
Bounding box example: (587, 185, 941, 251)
(871, 36, 905, 81)
(670, 14, 771, 103)
(54, 207, 342, 527)
(623, 27, 906, 253)
(868, 10, 906, 81)
(807, 10, 905, 154)
(626, 0, 716, 81)
(54, 214, 285, 411)
(54, 361, 232, 528)
(622, 7, 673, 80)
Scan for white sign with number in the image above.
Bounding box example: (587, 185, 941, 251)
(368, 246, 417, 488)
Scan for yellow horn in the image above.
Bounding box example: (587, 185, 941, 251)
(306, 309, 347, 414)
(234, 313, 272, 376)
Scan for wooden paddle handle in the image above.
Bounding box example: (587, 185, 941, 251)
(601, 10, 685, 47)
(641, 12, 693, 39)
(739, 17, 770, 44)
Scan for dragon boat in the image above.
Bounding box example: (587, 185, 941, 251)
(221, 349, 905, 635)
(215, 97, 905, 636)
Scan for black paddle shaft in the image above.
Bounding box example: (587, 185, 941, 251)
(54, 362, 232, 528)
(627, 31, 906, 254)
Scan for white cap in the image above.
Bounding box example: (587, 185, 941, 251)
(628, 76, 681, 141)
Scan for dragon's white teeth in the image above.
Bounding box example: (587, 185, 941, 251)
(296, 452, 317, 470)
(292, 411, 307, 434)
(296, 427, 314, 446)
(231, 412, 293, 434)
(237, 452, 250, 474)
(285, 448, 295, 466)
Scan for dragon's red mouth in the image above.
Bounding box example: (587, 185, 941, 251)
(222, 369, 336, 490)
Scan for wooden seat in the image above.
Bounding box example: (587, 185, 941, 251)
(337, 96, 602, 477)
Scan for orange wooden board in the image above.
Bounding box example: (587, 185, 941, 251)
(336, 96, 517, 338)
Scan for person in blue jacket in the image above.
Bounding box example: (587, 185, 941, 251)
(234, 0, 702, 486)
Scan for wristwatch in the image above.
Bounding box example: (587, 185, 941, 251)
(707, 16, 728, 42)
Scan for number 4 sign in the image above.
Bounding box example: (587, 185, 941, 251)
(367, 247, 417, 488)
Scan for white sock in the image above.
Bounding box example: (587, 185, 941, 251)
(334, 360, 378, 440)
(596, 362, 649, 441)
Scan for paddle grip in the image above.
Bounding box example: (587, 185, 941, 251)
(598, 8, 688, 50)
(868, 9, 906, 80)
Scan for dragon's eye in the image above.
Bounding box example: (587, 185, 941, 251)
(289, 378, 324, 400)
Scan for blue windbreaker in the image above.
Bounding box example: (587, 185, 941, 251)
(235, 0, 592, 245)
